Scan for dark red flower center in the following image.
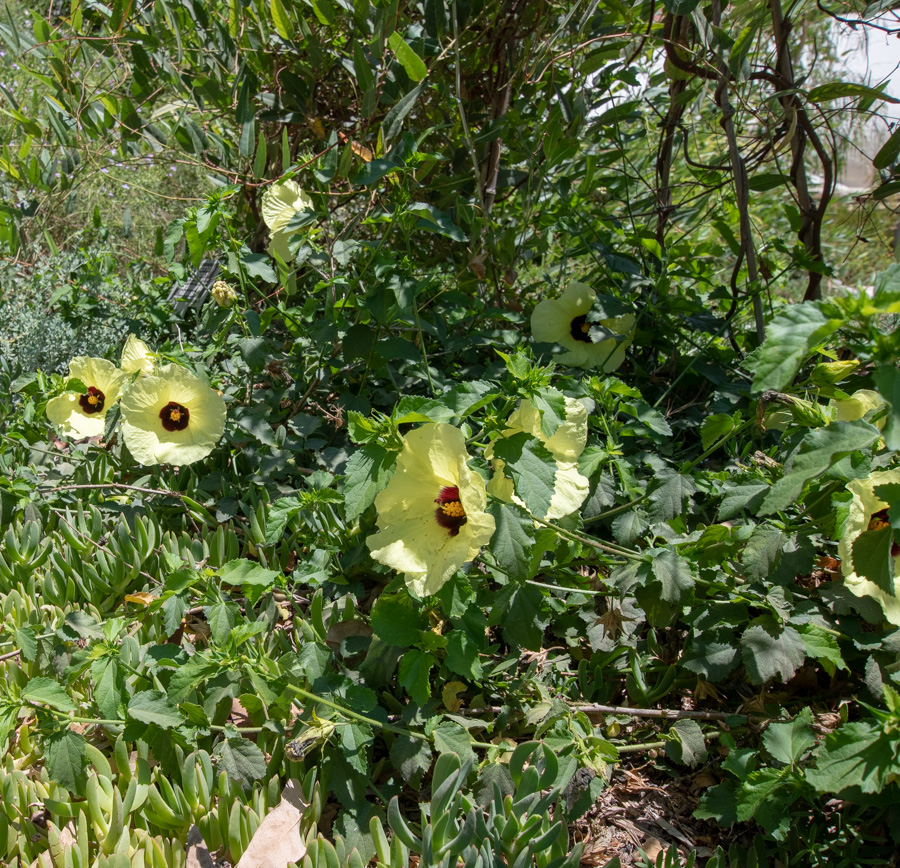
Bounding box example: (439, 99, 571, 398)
(569, 314, 593, 344)
(869, 510, 900, 558)
(435, 486, 467, 537)
(160, 401, 190, 432)
(79, 387, 105, 414)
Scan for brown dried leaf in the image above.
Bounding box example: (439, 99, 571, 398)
(235, 779, 309, 868)
(125, 592, 157, 606)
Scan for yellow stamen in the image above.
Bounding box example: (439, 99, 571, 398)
(440, 501, 466, 518)
(87, 394, 99, 405)
(170, 409, 182, 422)
(580, 323, 590, 333)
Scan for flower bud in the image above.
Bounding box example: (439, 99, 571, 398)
(211, 280, 237, 308)
(810, 359, 859, 387)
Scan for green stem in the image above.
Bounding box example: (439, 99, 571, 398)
(530, 515, 645, 561)
(288, 686, 429, 742)
(587, 417, 755, 528)
(681, 417, 756, 474)
(526, 579, 613, 596)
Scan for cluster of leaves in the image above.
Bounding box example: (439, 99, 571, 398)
(0, 0, 899, 864)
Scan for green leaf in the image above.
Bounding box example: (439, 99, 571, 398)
(760, 421, 881, 514)
(407, 203, 467, 242)
(808, 720, 899, 795)
(92, 658, 126, 721)
(214, 737, 268, 790)
(665, 719, 707, 766)
(735, 767, 794, 831)
(874, 126, 900, 170)
(682, 633, 740, 682)
(127, 690, 184, 729)
(206, 600, 237, 644)
(662, 0, 699, 12)
(219, 559, 280, 589)
(718, 483, 769, 520)
(382, 84, 424, 142)
(807, 81, 899, 104)
(492, 434, 557, 518)
(486, 502, 536, 583)
(23, 677, 75, 712)
(636, 549, 695, 626)
(270, 0, 295, 40)
(763, 709, 816, 766)
(499, 583, 548, 651)
(741, 620, 806, 684)
(694, 780, 737, 826)
(797, 624, 846, 676)
(340, 722, 373, 775)
(240, 252, 277, 283)
(343, 444, 395, 520)
(611, 509, 648, 546)
(647, 471, 696, 523)
(874, 365, 900, 451)
(649, 549, 695, 603)
(387, 32, 428, 82)
(445, 631, 483, 679)
(398, 649, 433, 704)
(370, 595, 427, 648)
(15, 626, 36, 661)
(432, 720, 475, 763)
(390, 735, 432, 787)
(65, 611, 104, 639)
(700, 413, 736, 450)
(749, 304, 841, 394)
(351, 158, 402, 186)
(852, 526, 894, 594)
(46, 730, 89, 796)
(742, 527, 784, 582)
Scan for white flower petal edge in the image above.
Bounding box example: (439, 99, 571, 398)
(366, 423, 496, 597)
(839, 469, 900, 625)
(121, 334, 156, 376)
(120, 364, 226, 466)
(261, 180, 314, 263)
(530, 282, 635, 371)
(486, 397, 590, 520)
(46, 357, 128, 439)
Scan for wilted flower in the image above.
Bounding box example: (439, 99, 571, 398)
(486, 397, 590, 520)
(211, 280, 238, 309)
(531, 282, 635, 370)
(120, 334, 156, 376)
(261, 179, 315, 262)
(839, 469, 900, 624)
(830, 389, 886, 429)
(120, 364, 226, 466)
(46, 357, 128, 439)
(366, 423, 496, 597)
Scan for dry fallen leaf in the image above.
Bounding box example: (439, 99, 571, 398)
(125, 591, 157, 606)
(640, 835, 666, 862)
(186, 825, 215, 868)
(235, 778, 309, 868)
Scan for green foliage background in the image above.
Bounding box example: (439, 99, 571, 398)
(0, 0, 899, 864)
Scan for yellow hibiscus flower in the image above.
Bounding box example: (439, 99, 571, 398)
(46, 357, 128, 439)
(839, 469, 900, 624)
(486, 397, 590, 520)
(119, 364, 227, 466)
(261, 180, 315, 263)
(120, 334, 156, 376)
(366, 423, 496, 597)
(830, 389, 886, 429)
(531, 282, 635, 370)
